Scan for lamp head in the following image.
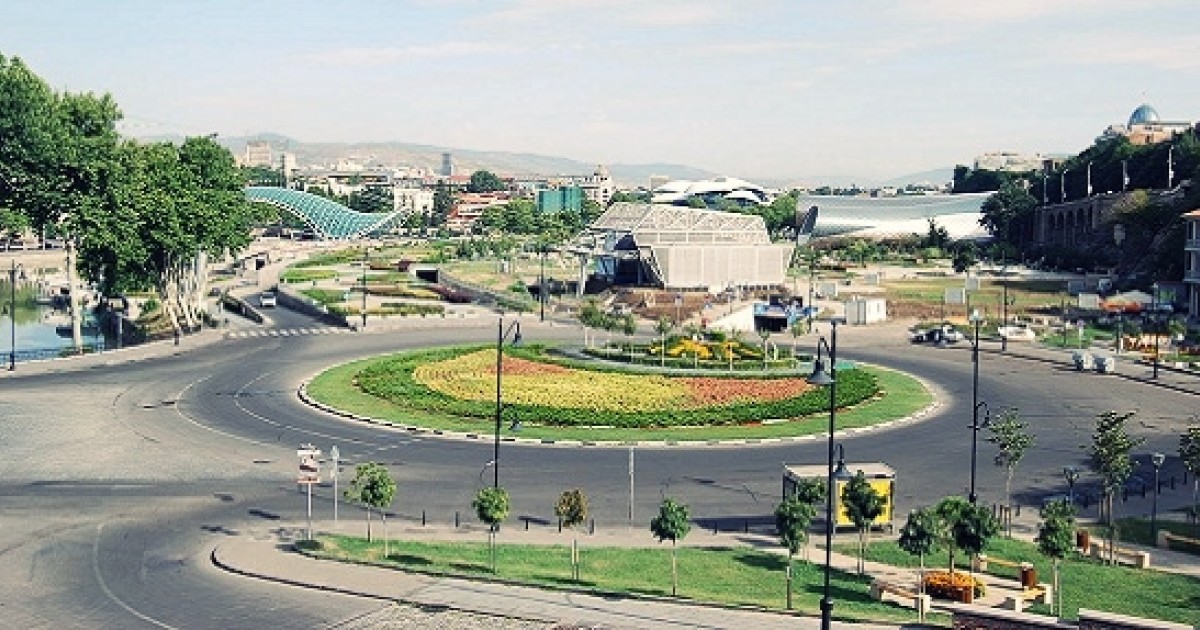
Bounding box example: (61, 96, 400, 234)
(832, 445, 852, 480)
(806, 358, 834, 386)
(1063, 466, 1079, 482)
(511, 326, 523, 346)
(969, 309, 983, 324)
(1151, 452, 1166, 468)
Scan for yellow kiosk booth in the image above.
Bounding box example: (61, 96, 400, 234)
(783, 462, 896, 530)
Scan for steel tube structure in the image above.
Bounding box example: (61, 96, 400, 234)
(969, 310, 987, 504)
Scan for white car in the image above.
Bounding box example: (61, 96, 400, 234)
(997, 324, 1036, 342)
(259, 291, 277, 308)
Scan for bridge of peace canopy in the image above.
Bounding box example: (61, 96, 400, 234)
(245, 186, 405, 240)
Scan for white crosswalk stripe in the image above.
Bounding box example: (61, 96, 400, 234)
(225, 327, 351, 339)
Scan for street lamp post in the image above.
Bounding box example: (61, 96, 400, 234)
(493, 316, 523, 489)
(539, 247, 546, 322)
(1063, 466, 1079, 506)
(1151, 452, 1165, 542)
(805, 316, 845, 630)
(1001, 266, 1010, 352)
(8, 260, 23, 371)
(968, 308, 987, 504)
(361, 248, 368, 329)
(1151, 283, 1160, 379)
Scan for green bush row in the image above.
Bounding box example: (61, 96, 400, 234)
(354, 346, 879, 428)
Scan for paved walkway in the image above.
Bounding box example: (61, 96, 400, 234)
(213, 520, 930, 630)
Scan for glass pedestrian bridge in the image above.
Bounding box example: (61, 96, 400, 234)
(245, 186, 404, 240)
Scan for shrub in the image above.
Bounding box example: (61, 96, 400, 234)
(922, 570, 986, 600)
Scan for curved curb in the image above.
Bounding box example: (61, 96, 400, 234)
(210, 544, 397, 604)
(297, 361, 942, 449)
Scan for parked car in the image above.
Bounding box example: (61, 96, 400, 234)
(910, 324, 964, 344)
(259, 291, 277, 308)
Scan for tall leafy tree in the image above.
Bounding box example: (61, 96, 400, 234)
(473, 486, 510, 573)
(467, 169, 505, 193)
(986, 407, 1035, 521)
(343, 462, 397, 545)
(980, 181, 1037, 244)
(932, 496, 999, 574)
(650, 497, 691, 597)
(775, 496, 815, 609)
(841, 471, 885, 574)
(555, 488, 589, 582)
(1036, 499, 1076, 616)
(1085, 410, 1145, 564)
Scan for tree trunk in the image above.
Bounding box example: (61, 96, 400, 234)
(919, 554, 926, 595)
(66, 239, 83, 352)
(1054, 558, 1061, 616)
(365, 506, 372, 542)
(383, 512, 389, 558)
(671, 541, 678, 597)
(858, 528, 866, 574)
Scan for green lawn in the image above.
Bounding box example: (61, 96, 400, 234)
(307, 535, 936, 626)
(841, 537, 1200, 624)
(303, 352, 932, 442)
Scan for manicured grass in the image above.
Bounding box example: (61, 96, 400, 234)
(1110, 517, 1200, 555)
(281, 268, 339, 282)
(841, 536, 1200, 624)
(308, 534, 935, 625)
(303, 348, 932, 442)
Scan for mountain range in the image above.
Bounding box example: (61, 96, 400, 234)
(140, 132, 952, 190)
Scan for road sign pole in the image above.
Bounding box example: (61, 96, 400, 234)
(331, 445, 340, 525)
(306, 481, 313, 541)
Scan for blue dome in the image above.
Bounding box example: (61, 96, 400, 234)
(1129, 103, 1160, 126)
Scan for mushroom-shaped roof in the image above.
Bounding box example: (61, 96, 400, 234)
(1129, 103, 1160, 126)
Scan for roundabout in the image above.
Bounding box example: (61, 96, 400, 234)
(301, 342, 935, 443)
(2, 317, 1197, 628)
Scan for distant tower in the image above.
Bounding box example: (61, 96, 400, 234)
(441, 152, 455, 177)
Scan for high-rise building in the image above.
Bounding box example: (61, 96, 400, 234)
(441, 152, 455, 177)
(242, 141, 274, 167)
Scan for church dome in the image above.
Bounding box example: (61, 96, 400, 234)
(1129, 103, 1160, 126)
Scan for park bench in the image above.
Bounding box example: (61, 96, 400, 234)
(1156, 529, 1200, 550)
(1089, 540, 1151, 568)
(869, 579, 931, 620)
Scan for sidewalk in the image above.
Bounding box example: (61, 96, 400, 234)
(213, 518, 1062, 629)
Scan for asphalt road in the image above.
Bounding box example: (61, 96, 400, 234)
(1, 309, 1194, 627)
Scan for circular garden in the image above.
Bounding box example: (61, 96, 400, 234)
(304, 344, 933, 442)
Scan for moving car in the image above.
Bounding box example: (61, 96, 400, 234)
(909, 324, 964, 344)
(259, 291, 277, 308)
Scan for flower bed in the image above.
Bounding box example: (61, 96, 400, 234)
(355, 345, 880, 428)
(922, 570, 986, 602)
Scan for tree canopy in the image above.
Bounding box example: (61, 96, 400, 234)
(467, 170, 505, 193)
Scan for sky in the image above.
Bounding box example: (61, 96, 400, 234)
(3, 0, 1199, 183)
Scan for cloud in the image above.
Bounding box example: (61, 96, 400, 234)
(309, 41, 515, 66)
(484, 0, 724, 27)
(1042, 32, 1200, 72)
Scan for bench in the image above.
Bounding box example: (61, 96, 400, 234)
(1157, 529, 1200, 550)
(870, 579, 932, 620)
(1089, 540, 1151, 568)
(1002, 585, 1052, 612)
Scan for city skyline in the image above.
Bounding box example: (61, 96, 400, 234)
(2, 0, 1198, 183)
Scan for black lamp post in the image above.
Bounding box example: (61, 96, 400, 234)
(806, 316, 845, 630)
(1063, 466, 1079, 506)
(493, 316, 522, 489)
(8, 260, 22, 371)
(968, 309, 987, 504)
(970, 400, 991, 505)
(361, 248, 369, 329)
(1001, 266, 1010, 352)
(1151, 283, 1160, 379)
(539, 246, 547, 322)
(1150, 452, 1165, 542)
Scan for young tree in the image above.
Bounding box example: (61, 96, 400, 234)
(650, 498, 691, 597)
(1180, 422, 1200, 525)
(897, 507, 941, 595)
(1085, 410, 1145, 564)
(555, 488, 589, 582)
(654, 316, 674, 367)
(472, 486, 511, 573)
(790, 477, 826, 561)
(932, 496, 999, 574)
(841, 471, 886, 574)
(774, 496, 816, 609)
(467, 169, 505, 193)
(986, 407, 1035, 526)
(344, 462, 397, 551)
(620, 312, 638, 360)
(1036, 499, 1076, 616)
